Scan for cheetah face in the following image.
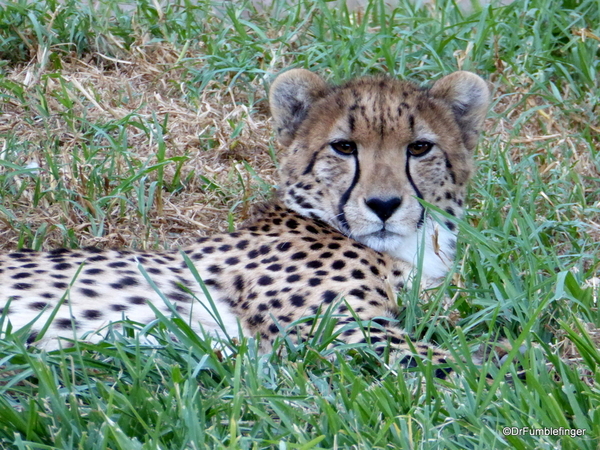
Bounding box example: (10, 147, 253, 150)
(270, 69, 489, 279)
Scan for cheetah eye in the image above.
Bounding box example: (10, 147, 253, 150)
(330, 140, 357, 155)
(407, 141, 434, 157)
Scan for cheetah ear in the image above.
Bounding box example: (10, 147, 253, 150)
(269, 69, 329, 147)
(430, 71, 490, 151)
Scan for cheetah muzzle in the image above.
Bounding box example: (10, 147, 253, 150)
(0, 68, 490, 378)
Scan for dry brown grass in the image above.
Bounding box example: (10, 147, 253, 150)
(478, 78, 600, 244)
(1, 43, 277, 251)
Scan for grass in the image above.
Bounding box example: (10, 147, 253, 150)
(0, 0, 599, 447)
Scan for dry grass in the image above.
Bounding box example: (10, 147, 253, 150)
(0, 44, 277, 251)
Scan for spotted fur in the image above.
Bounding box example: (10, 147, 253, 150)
(0, 69, 490, 377)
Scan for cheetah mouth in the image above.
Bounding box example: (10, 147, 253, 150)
(361, 230, 402, 241)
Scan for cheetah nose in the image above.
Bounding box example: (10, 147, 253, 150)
(365, 197, 402, 222)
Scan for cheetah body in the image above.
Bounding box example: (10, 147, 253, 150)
(1, 205, 406, 353)
(0, 69, 490, 366)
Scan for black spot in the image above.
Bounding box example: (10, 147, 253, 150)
(376, 288, 388, 299)
(261, 224, 271, 232)
(129, 296, 147, 305)
(343, 251, 359, 259)
(328, 242, 341, 250)
(370, 266, 380, 276)
(373, 318, 390, 327)
(204, 279, 221, 288)
(331, 260, 346, 270)
(258, 303, 269, 311)
(445, 221, 456, 231)
(202, 246, 215, 254)
(120, 277, 138, 287)
(285, 266, 297, 273)
(219, 244, 232, 252)
(351, 269, 365, 279)
(306, 260, 323, 269)
(322, 291, 337, 304)
(225, 257, 240, 265)
(53, 282, 68, 290)
(29, 302, 48, 310)
(12, 282, 33, 290)
(270, 299, 282, 308)
(290, 295, 305, 307)
(349, 289, 365, 299)
(259, 245, 270, 255)
(11, 272, 31, 279)
(26, 331, 38, 344)
(80, 288, 100, 298)
(111, 304, 128, 312)
(147, 267, 162, 274)
(308, 278, 322, 286)
(83, 310, 103, 320)
(80, 279, 95, 285)
(266, 264, 282, 271)
(234, 275, 244, 291)
(108, 261, 128, 268)
(236, 240, 249, 250)
(276, 242, 292, 252)
(56, 318, 77, 330)
(390, 335, 405, 345)
(247, 250, 259, 259)
(305, 225, 319, 234)
(53, 262, 72, 270)
(285, 219, 299, 229)
(286, 274, 301, 283)
(261, 256, 278, 264)
(332, 276, 347, 282)
(246, 262, 259, 269)
(21, 263, 38, 269)
(249, 314, 265, 326)
(207, 265, 222, 274)
(309, 243, 324, 250)
(258, 275, 274, 286)
(434, 368, 451, 379)
(84, 268, 103, 275)
(49, 248, 71, 256)
(278, 314, 292, 323)
(268, 323, 279, 334)
(41, 292, 56, 299)
(291, 252, 307, 260)
(50, 274, 67, 279)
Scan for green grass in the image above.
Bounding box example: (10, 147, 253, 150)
(0, 0, 599, 448)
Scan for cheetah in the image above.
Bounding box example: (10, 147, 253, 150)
(0, 69, 489, 377)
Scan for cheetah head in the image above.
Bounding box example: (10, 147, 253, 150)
(269, 69, 489, 280)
